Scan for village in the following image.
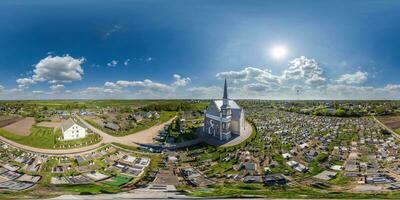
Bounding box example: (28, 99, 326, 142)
(0, 100, 400, 198)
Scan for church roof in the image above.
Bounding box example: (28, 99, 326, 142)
(213, 100, 241, 111)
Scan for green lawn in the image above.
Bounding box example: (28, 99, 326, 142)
(0, 126, 101, 149)
(103, 176, 132, 186)
(86, 111, 176, 136)
(307, 153, 328, 176)
(0, 126, 55, 148)
(396, 129, 400, 134)
(329, 172, 350, 185)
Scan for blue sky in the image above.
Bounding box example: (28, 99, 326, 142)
(0, 0, 399, 99)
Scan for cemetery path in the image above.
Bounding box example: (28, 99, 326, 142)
(0, 116, 175, 155)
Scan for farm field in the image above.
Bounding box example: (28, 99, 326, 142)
(377, 116, 400, 130)
(1, 117, 35, 136)
(0, 115, 22, 127)
(37, 121, 63, 128)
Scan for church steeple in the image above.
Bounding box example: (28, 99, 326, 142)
(222, 78, 229, 106)
(223, 78, 228, 99)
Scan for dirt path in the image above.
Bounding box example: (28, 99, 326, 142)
(0, 115, 176, 155)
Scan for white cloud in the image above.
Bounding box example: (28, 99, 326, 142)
(336, 71, 368, 85)
(115, 80, 172, 91)
(216, 67, 281, 85)
(32, 90, 45, 94)
(17, 55, 85, 88)
(16, 78, 36, 89)
(50, 84, 65, 91)
(146, 57, 152, 62)
(105, 25, 121, 39)
(124, 59, 130, 66)
(107, 60, 118, 67)
(243, 83, 271, 92)
(80, 86, 123, 95)
(187, 86, 222, 98)
(283, 56, 326, 86)
(211, 57, 400, 99)
(172, 74, 191, 87)
(81, 74, 192, 97)
(305, 75, 327, 87)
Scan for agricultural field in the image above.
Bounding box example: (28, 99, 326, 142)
(377, 115, 400, 131)
(0, 115, 22, 127)
(0, 117, 35, 136)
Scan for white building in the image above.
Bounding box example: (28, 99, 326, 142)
(61, 119, 87, 140)
(203, 79, 245, 140)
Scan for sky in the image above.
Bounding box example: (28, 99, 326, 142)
(0, 0, 400, 100)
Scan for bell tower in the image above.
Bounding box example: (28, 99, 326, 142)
(220, 78, 232, 140)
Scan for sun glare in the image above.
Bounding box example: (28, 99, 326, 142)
(270, 45, 288, 60)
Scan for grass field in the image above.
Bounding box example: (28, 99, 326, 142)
(0, 126, 101, 149)
(86, 111, 176, 136)
(103, 176, 132, 186)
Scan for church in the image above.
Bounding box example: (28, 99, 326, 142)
(203, 79, 245, 141)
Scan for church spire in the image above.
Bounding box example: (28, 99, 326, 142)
(223, 78, 228, 99)
(223, 78, 229, 106)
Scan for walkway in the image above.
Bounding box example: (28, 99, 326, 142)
(0, 115, 175, 155)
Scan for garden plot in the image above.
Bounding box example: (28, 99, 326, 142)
(37, 121, 63, 128)
(1, 117, 35, 136)
(0, 116, 22, 128)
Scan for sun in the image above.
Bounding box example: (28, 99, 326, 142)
(270, 45, 288, 60)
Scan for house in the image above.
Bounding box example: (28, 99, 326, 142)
(103, 121, 120, 131)
(313, 170, 337, 181)
(61, 119, 87, 140)
(144, 112, 153, 119)
(150, 111, 160, 119)
(243, 176, 263, 183)
(132, 114, 143, 122)
(264, 174, 288, 185)
(243, 163, 257, 171)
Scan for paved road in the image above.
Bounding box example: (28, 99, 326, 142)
(0, 116, 175, 155)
